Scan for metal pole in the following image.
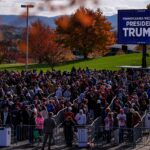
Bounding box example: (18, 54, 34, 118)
(26, 7, 29, 70)
(142, 44, 147, 68)
(21, 5, 34, 71)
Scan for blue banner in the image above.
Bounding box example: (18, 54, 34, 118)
(118, 9, 150, 44)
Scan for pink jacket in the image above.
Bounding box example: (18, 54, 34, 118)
(36, 117, 44, 130)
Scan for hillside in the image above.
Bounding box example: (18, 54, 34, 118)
(0, 15, 57, 28)
(0, 14, 117, 29)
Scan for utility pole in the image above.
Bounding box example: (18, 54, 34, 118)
(21, 4, 34, 71)
(142, 44, 147, 68)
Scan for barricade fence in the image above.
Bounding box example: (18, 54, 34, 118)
(0, 124, 16, 145)
(1, 124, 150, 149)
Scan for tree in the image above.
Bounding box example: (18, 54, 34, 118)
(0, 41, 7, 63)
(55, 7, 115, 59)
(0, 40, 15, 64)
(29, 19, 51, 63)
(20, 19, 65, 69)
(147, 4, 150, 9)
(43, 30, 66, 70)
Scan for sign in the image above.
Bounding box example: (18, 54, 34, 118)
(118, 9, 150, 44)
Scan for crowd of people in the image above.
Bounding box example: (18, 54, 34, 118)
(0, 67, 149, 147)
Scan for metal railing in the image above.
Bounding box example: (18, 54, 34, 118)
(1, 121, 150, 149)
(89, 96, 116, 143)
(133, 110, 148, 148)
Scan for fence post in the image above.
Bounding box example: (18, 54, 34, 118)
(132, 128, 136, 148)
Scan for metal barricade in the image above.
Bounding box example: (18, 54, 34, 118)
(2, 124, 150, 149)
(53, 97, 78, 126)
(0, 124, 16, 145)
(132, 110, 149, 148)
(53, 107, 67, 125)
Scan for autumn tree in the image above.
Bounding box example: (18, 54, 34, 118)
(42, 31, 66, 70)
(29, 19, 51, 63)
(147, 3, 150, 9)
(20, 19, 65, 69)
(55, 7, 115, 59)
(0, 40, 15, 64)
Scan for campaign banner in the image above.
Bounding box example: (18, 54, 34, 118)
(118, 9, 150, 44)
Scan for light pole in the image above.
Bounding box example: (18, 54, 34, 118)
(21, 4, 34, 71)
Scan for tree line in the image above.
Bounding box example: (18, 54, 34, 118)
(1, 7, 116, 68)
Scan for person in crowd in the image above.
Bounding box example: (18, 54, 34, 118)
(47, 100, 54, 113)
(117, 109, 126, 143)
(126, 108, 134, 142)
(64, 107, 74, 120)
(29, 112, 36, 144)
(41, 105, 48, 119)
(104, 112, 114, 143)
(63, 85, 71, 101)
(75, 109, 87, 125)
(36, 112, 44, 142)
(131, 108, 141, 127)
(94, 99, 102, 119)
(55, 87, 62, 100)
(41, 112, 56, 150)
(62, 116, 75, 147)
(1, 106, 12, 126)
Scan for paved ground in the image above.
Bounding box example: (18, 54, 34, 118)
(1, 141, 150, 150)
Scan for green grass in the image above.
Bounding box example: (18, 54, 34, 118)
(0, 53, 149, 72)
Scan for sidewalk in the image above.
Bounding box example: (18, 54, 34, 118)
(1, 142, 150, 150)
(1, 139, 150, 150)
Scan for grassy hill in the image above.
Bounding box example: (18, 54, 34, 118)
(0, 53, 149, 72)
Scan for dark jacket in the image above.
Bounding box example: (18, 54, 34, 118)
(43, 117, 56, 134)
(1, 111, 12, 125)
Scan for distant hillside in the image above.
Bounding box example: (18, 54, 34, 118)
(0, 15, 57, 28)
(107, 14, 117, 30)
(0, 14, 117, 29)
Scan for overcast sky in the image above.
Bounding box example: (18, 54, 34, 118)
(0, 0, 149, 17)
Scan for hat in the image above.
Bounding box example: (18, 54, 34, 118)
(97, 99, 101, 104)
(68, 107, 72, 111)
(130, 108, 135, 113)
(79, 109, 83, 114)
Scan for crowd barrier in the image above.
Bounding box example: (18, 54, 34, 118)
(5, 124, 150, 149)
(0, 124, 16, 145)
(53, 107, 67, 125)
(89, 96, 116, 143)
(132, 110, 148, 148)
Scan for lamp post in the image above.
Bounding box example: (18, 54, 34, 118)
(21, 4, 34, 70)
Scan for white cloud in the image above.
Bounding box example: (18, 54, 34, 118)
(0, 0, 149, 16)
(99, 0, 150, 16)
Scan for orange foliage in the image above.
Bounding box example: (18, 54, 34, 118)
(20, 19, 66, 66)
(75, 8, 94, 27)
(0, 31, 3, 41)
(19, 42, 26, 54)
(56, 7, 116, 59)
(55, 16, 70, 30)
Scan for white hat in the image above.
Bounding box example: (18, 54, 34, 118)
(68, 107, 72, 111)
(97, 99, 101, 104)
(79, 109, 83, 114)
